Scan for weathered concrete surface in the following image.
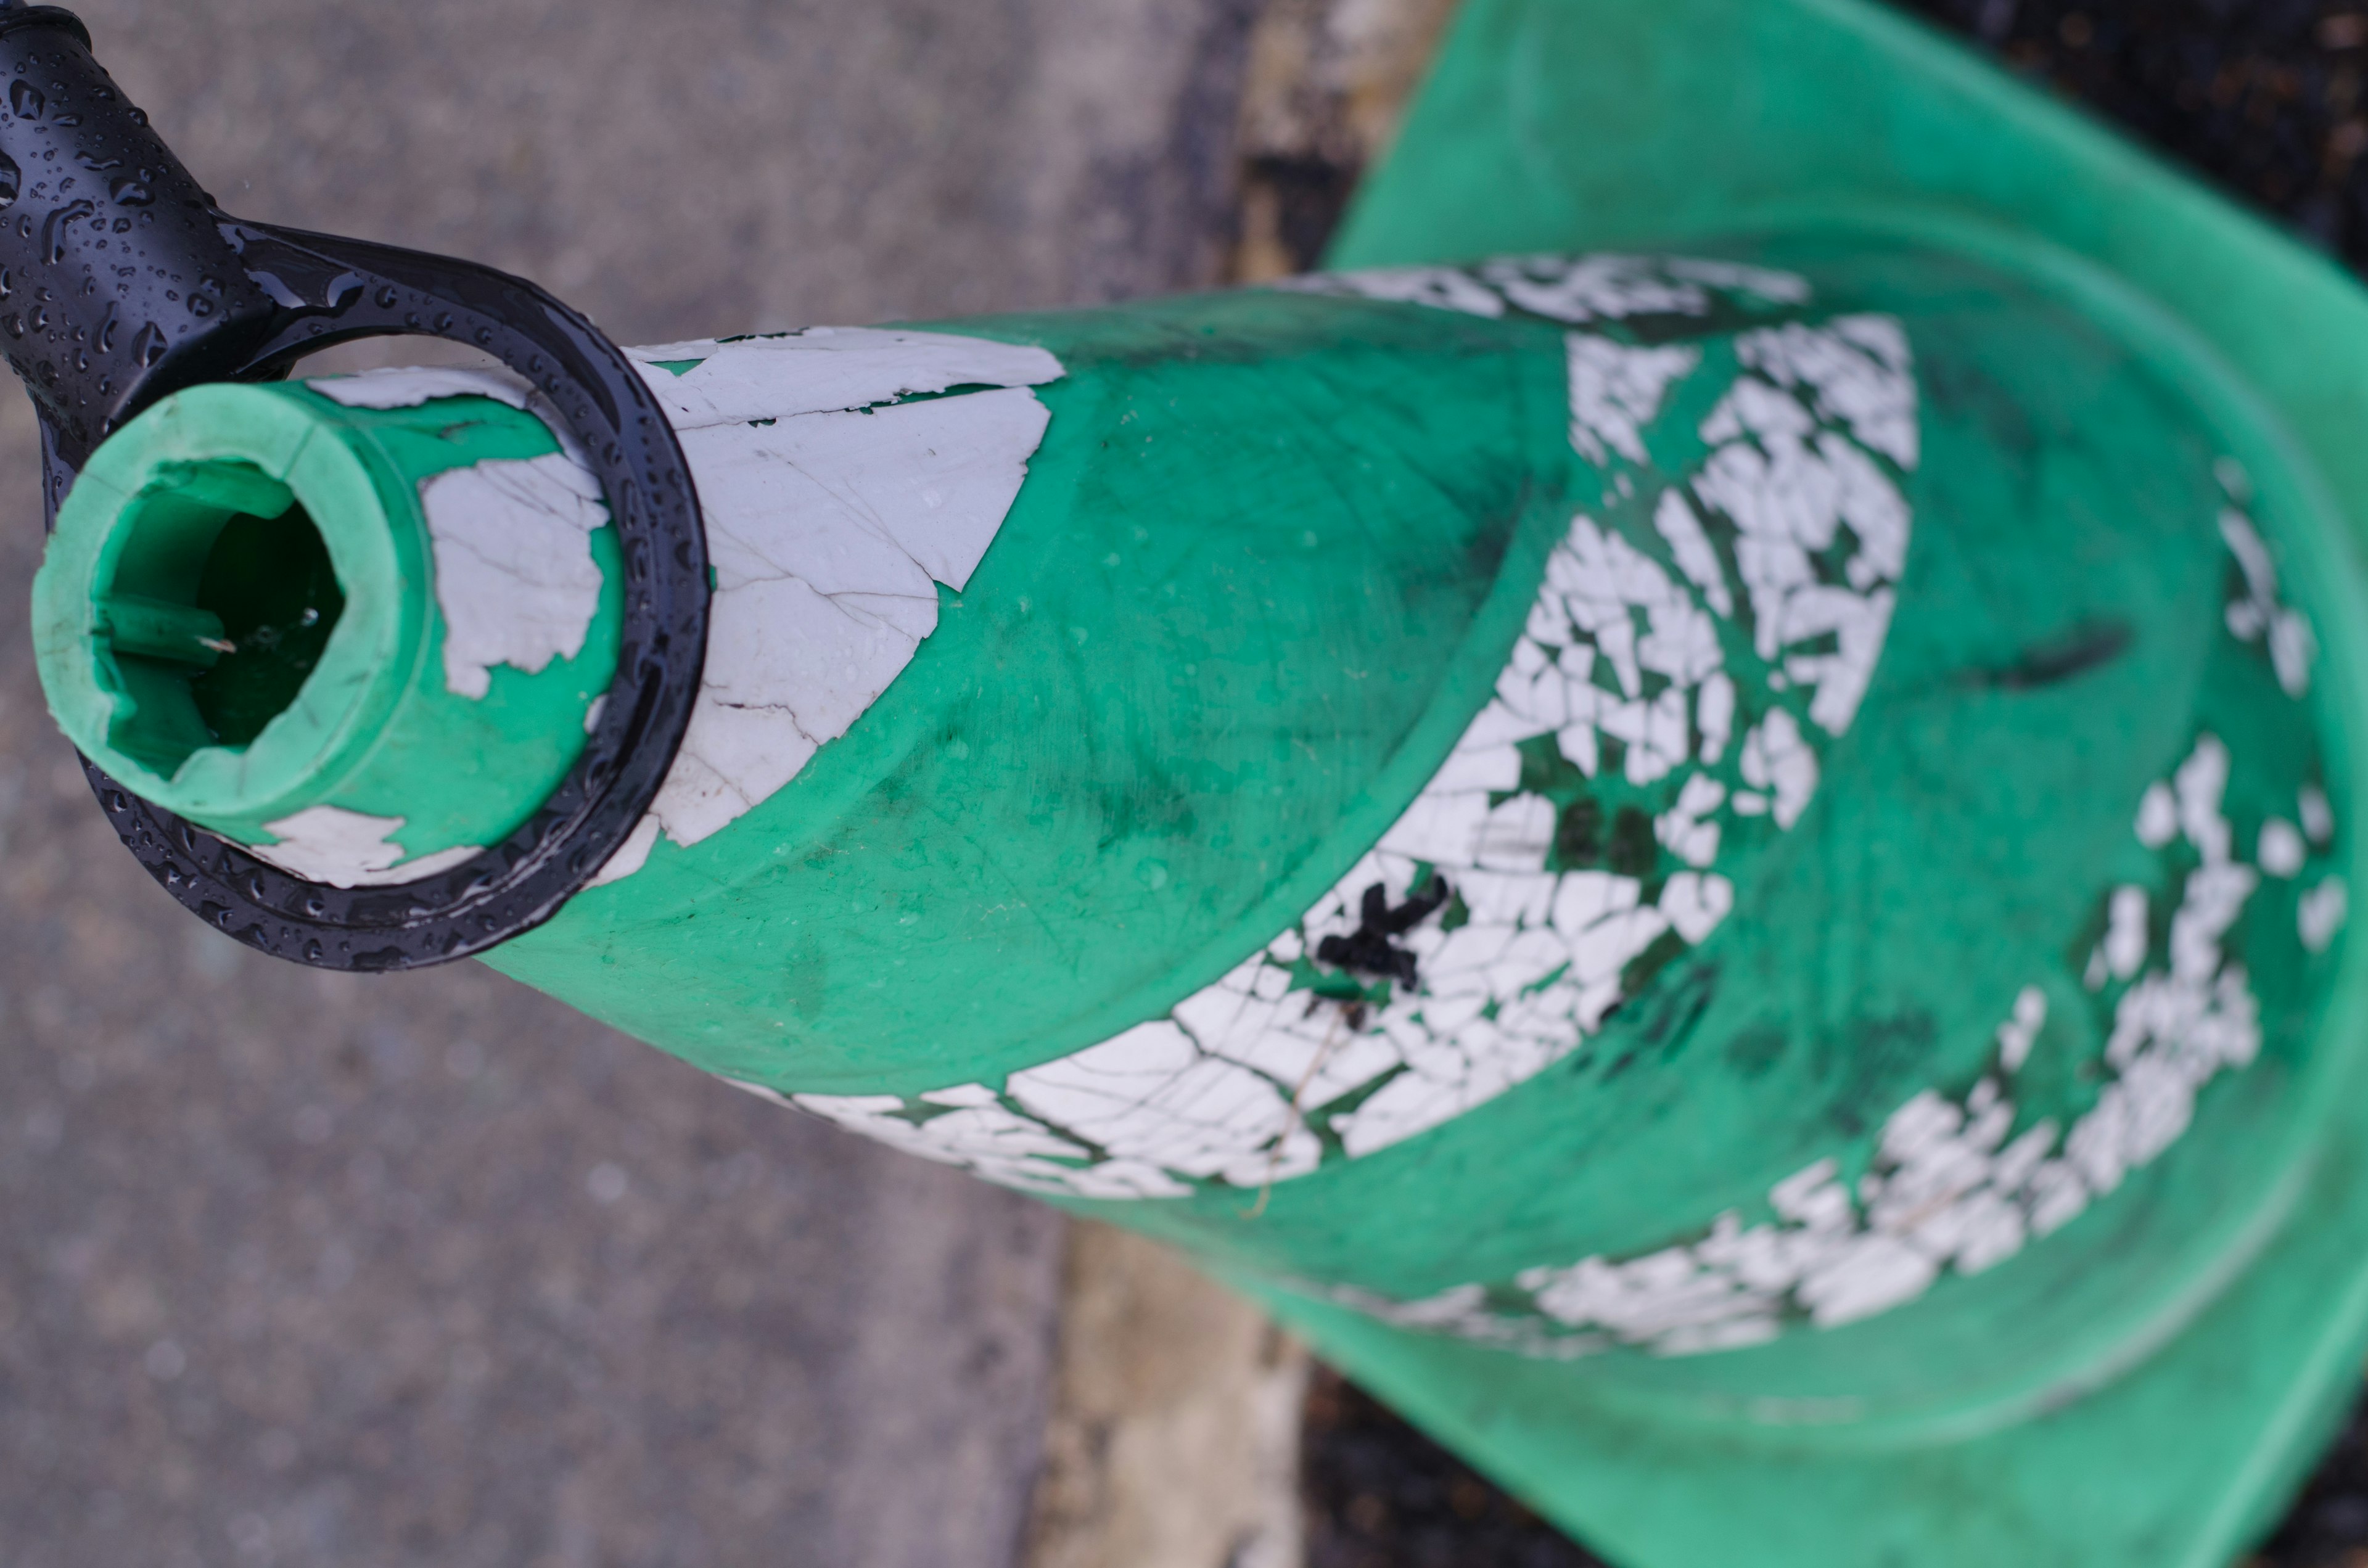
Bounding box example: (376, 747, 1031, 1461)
(1025, 1226, 1308, 1568)
(0, 2, 1259, 1565)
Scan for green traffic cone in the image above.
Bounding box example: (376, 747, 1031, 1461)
(22, 1, 2368, 1563)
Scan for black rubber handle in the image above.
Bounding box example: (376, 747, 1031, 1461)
(0, 7, 712, 969)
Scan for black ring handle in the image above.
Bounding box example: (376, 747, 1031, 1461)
(88, 225, 710, 970)
(0, 9, 709, 968)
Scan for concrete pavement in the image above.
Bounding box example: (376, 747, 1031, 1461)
(0, 3, 1262, 1564)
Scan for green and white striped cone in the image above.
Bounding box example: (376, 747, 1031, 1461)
(30, 2, 2368, 1564)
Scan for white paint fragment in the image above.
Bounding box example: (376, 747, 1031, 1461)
(2220, 509, 2317, 696)
(1659, 872, 1735, 944)
(2102, 887, 2148, 983)
(646, 388, 1052, 848)
(1653, 488, 1733, 618)
(1996, 985, 2047, 1073)
(245, 805, 479, 889)
(2258, 818, 2306, 878)
(1663, 258, 1812, 305)
(2302, 878, 2350, 953)
(627, 326, 1063, 428)
(1740, 710, 1819, 829)
(1477, 255, 1710, 323)
(1735, 316, 1920, 469)
(422, 453, 611, 699)
(1567, 334, 1700, 467)
(1289, 253, 1811, 330)
(2134, 782, 2178, 848)
(1656, 774, 1727, 869)
(1273, 266, 1507, 318)
(587, 815, 662, 889)
(2300, 785, 2335, 845)
(306, 365, 535, 411)
(1695, 673, 1735, 765)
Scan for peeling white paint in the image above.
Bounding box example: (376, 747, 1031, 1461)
(775, 271, 1922, 1203)
(2221, 509, 2318, 696)
(2303, 878, 2350, 953)
(590, 332, 1065, 874)
(1342, 729, 2293, 1358)
(244, 805, 479, 889)
(1281, 253, 1812, 328)
(1568, 335, 1698, 467)
(1273, 265, 1506, 318)
(307, 327, 1067, 887)
(306, 365, 535, 412)
(2258, 818, 2306, 877)
(627, 326, 1063, 427)
(752, 326, 2345, 1366)
(2301, 785, 2335, 845)
(422, 453, 612, 699)
(641, 385, 1051, 852)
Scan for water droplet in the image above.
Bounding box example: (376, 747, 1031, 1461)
(107, 176, 150, 208)
(128, 108, 147, 128)
(130, 321, 165, 365)
(0, 152, 19, 210)
(96, 311, 114, 352)
(187, 295, 212, 318)
(9, 81, 43, 120)
(374, 285, 398, 309)
(474, 326, 494, 347)
(4, 315, 22, 339)
(434, 312, 454, 331)
(39, 199, 92, 264)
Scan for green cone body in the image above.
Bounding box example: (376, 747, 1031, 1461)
(31, 2, 2368, 1561)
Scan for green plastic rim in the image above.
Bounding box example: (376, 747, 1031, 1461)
(32, 384, 427, 830)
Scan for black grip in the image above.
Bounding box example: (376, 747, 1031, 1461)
(0, 6, 715, 971)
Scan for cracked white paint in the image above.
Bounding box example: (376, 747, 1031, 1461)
(772, 259, 1922, 1204)
(302, 328, 1066, 888)
(1274, 265, 1507, 317)
(1314, 494, 2343, 1359)
(244, 804, 479, 889)
(2221, 506, 2318, 697)
(714, 257, 2343, 1363)
(421, 453, 612, 699)
(633, 388, 1051, 855)
(1339, 728, 2308, 1359)
(306, 365, 536, 413)
(1283, 254, 1814, 328)
(1568, 335, 1698, 467)
(2303, 878, 2350, 953)
(588, 330, 1064, 882)
(626, 326, 1062, 429)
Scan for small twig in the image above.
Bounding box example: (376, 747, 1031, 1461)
(1242, 1003, 1349, 1220)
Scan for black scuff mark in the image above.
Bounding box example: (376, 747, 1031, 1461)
(1315, 877, 1454, 990)
(1972, 618, 2134, 690)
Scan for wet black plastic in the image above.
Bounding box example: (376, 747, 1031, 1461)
(0, 6, 711, 970)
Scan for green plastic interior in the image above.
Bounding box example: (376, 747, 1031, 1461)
(96, 459, 348, 775)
